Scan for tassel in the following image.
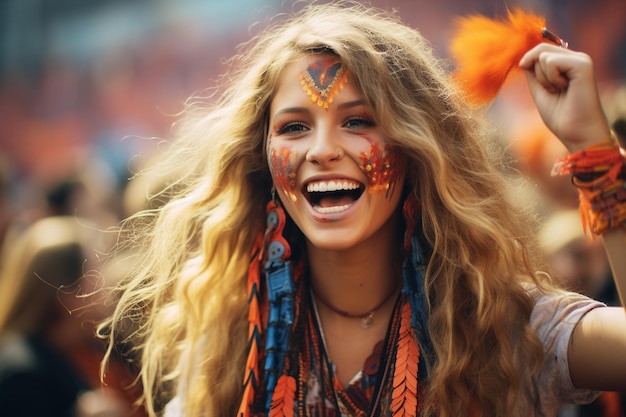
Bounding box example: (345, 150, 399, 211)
(401, 195, 433, 382)
(238, 232, 265, 417)
(263, 200, 295, 414)
(449, 7, 563, 105)
(269, 375, 296, 417)
(391, 302, 420, 417)
(402, 194, 419, 252)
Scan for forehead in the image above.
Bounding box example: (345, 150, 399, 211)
(281, 54, 342, 81)
(271, 54, 360, 111)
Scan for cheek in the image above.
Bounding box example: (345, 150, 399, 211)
(359, 143, 403, 198)
(268, 144, 299, 201)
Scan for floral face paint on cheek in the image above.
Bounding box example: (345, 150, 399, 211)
(268, 145, 299, 202)
(299, 57, 348, 109)
(360, 143, 403, 199)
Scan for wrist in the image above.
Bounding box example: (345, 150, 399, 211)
(565, 131, 614, 153)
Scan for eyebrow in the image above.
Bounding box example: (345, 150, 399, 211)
(337, 99, 366, 110)
(271, 99, 367, 123)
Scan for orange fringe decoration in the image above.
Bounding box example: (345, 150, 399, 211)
(269, 375, 296, 417)
(391, 302, 420, 417)
(552, 141, 626, 237)
(238, 233, 265, 417)
(449, 8, 548, 105)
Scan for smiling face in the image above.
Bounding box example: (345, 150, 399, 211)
(267, 54, 405, 251)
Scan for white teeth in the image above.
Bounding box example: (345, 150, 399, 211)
(313, 203, 351, 214)
(306, 180, 360, 193)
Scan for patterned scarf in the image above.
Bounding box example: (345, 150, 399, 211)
(238, 196, 430, 417)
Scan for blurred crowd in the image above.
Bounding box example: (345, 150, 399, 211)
(0, 0, 624, 416)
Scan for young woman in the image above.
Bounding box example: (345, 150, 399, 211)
(103, 3, 626, 416)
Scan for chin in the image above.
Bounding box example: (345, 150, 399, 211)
(304, 229, 364, 252)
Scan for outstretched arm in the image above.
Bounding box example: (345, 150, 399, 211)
(520, 44, 626, 391)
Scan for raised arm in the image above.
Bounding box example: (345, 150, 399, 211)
(520, 43, 626, 391)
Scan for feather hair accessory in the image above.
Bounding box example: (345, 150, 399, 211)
(449, 7, 567, 105)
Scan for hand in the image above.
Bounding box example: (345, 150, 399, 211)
(519, 44, 611, 152)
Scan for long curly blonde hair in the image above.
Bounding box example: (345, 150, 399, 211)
(102, 2, 555, 416)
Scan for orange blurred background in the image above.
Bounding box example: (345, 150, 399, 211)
(0, 0, 624, 226)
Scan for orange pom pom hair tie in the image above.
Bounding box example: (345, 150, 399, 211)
(449, 7, 568, 105)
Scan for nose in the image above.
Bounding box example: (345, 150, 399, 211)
(305, 125, 343, 164)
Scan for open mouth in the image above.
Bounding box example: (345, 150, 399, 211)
(305, 179, 364, 214)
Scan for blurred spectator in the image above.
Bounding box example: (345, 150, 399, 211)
(0, 216, 144, 417)
(539, 210, 613, 298)
(43, 159, 124, 228)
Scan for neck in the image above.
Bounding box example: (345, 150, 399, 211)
(312, 278, 400, 318)
(306, 225, 402, 319)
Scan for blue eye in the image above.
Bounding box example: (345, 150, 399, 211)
(344, 117, 375, 130)
(276, 122, 309, 136)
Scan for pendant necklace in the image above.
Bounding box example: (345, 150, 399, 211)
(311, 281, 399, 329)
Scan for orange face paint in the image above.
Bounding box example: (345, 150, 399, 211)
(268, 145, 299, 202)
(360, 143, 403, 199)
(299, 57, 348, 109)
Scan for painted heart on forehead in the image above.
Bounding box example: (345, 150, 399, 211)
(299, 57, 348, 109)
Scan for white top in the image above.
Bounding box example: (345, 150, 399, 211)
(529, 286, 604, 415)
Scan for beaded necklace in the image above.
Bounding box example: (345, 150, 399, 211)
(307, 287, 405, 416)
